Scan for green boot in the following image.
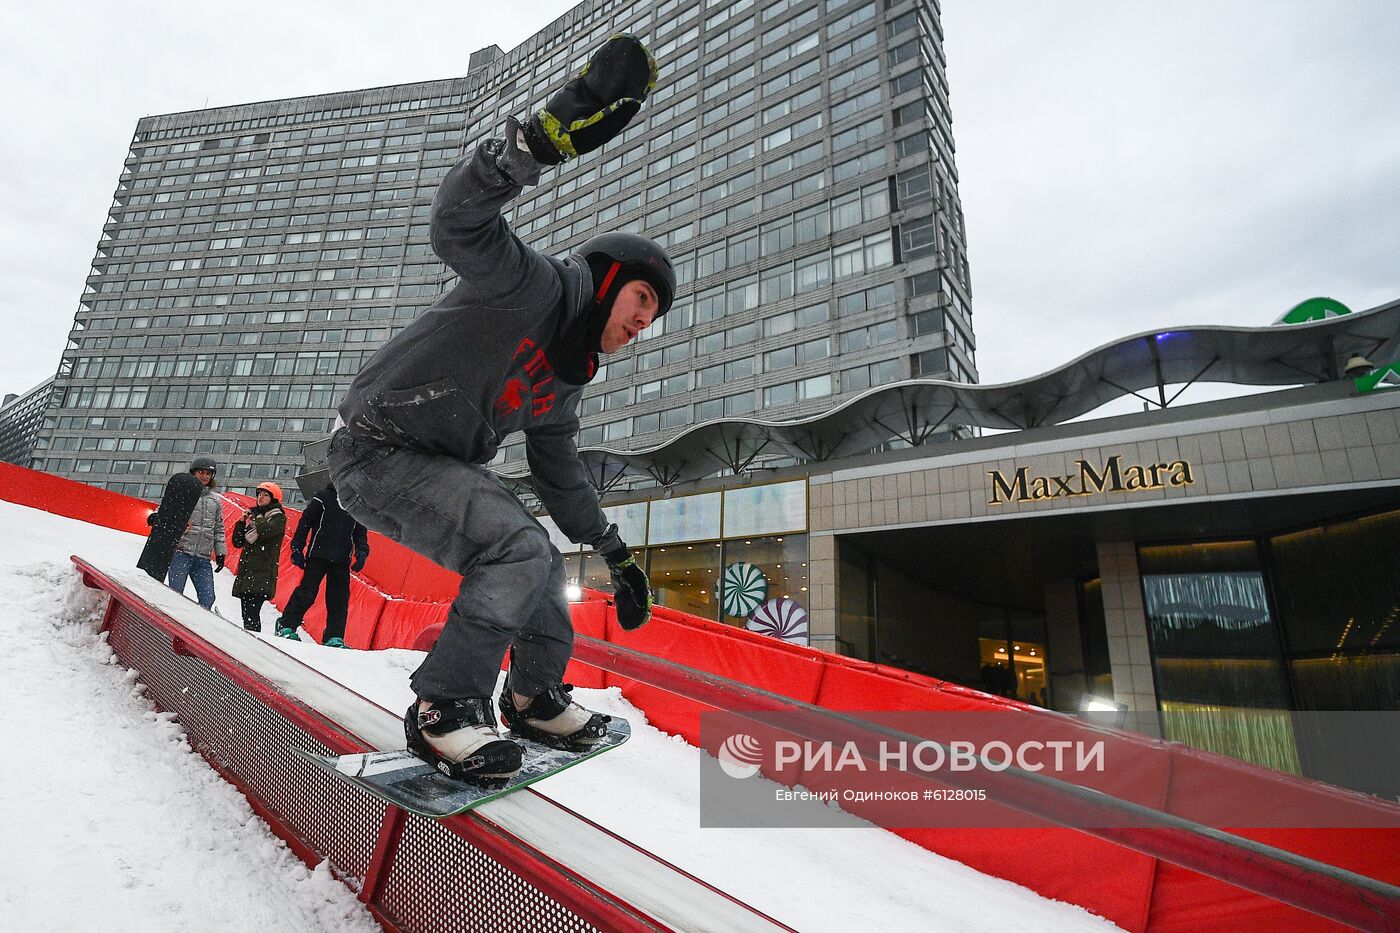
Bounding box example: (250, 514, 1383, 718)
(324, 637, 348, 649)
(275, 626, 301, 641)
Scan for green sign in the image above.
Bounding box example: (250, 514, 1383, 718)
(1275, 297, 1352, 325)
(1356, 363, 1400, 394)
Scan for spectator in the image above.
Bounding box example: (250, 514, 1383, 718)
(232, 481, 287, 632)
(167, 455, 227, 610)
(276, 482, 369, 646)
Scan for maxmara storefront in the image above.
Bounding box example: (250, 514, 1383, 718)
(523, 302, 1400, 792)
(810, 381, 1398, 778)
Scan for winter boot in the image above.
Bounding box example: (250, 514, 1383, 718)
(406, 699, 522, 787)
(323, 637, 347, 648)
(275, 625, 301, 641)
(499, 682, 611, 752)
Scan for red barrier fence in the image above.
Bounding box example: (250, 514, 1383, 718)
(5, 464, 1399, 932)
(73, 557, 790, 933)
(0, 459, 153, 535)
(569, 636, 1400, 933)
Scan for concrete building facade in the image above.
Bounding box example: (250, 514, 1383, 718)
(0, 378, 55, 466)
(32, 0, 972, 505)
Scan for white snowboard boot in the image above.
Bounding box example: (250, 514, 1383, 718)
(499, 682, 611, 752)
(405, 698, 522, 786)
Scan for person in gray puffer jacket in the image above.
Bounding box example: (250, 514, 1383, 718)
(329, 33, 665, 787)
(167, 455, 228, 610)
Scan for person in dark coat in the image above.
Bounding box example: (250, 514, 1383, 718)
(276, 482, 369, 646)
(231, 481, 287, 632)
(137, 471, 204, 581)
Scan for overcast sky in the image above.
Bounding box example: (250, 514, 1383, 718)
(2, 0, 1397, 404)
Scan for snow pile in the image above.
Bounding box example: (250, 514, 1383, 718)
(0, 499, 1120, 932)
(0, 551, 378, 931)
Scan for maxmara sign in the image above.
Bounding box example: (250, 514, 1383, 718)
(988, 454, 1196, 505)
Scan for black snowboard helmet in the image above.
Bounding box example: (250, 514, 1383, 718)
(578, 232, 675, 326)
(189, 455, 218, 475)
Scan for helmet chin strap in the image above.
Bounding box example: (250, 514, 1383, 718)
(594, 260, 622, 303)
(586, 260, 624, 354)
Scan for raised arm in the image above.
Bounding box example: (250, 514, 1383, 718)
(428, 122, 558, 311)
(431, 34, 658, 309)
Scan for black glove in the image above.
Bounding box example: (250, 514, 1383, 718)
(350, 554, 366, 573)
(214, 554, 225, 572)
(521, 34, 657, 165)
(604, 546, 652, 631)
(290, 549, 306, 569)
(146, 512, 158, 527)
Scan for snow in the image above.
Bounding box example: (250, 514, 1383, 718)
(0, 498, 1122, 932)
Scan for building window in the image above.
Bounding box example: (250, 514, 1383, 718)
(648, 540, 723, 620)
(1138, 541, 1299, 774)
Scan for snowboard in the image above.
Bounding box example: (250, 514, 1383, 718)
(137, 472, 204, 581)
(295, 717, 630, 818)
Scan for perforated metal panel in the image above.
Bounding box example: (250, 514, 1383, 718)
(104, 605, 605, 933)
(108, 607, 384, 883)
(377, 815, 600, 933)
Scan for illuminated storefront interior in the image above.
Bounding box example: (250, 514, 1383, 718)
(548, 480, 812, 643)
(838, 501, 1400, 796)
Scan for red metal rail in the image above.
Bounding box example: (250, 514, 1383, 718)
(572, 636, 1400, 933)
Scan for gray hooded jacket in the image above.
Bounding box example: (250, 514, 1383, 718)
(177, 485, 227, 559)
(337, 137, 620, 554)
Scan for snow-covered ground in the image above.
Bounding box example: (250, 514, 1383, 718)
(0, 498, 1121, 932)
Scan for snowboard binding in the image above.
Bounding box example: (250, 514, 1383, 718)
(499, 682, 611, 753)
(405, 698, 522, 788)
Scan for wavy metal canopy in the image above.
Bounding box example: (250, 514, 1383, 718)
(500, 298, 1400, 492)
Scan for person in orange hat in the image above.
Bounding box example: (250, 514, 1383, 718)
(232, 481, 287, 632)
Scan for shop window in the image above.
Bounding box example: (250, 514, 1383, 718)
(1138, 541, 1300, 774)
(1267, 509, 1400, 796)
(603, 500, 648, 547)
(649, 491, 721, 544)
(720, 535, 809, 642)
(977, 626, 1048, 706)
(1269, 509, 1400, 710)
(578, 550, 612, 594)
(648, 541, 723, 620)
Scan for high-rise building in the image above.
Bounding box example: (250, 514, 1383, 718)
(0, 378, 54, 466)
(32, 0, 973, 506)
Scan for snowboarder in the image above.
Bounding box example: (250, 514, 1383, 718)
(137, 471, 203, 582)
(276, 482, 369, 646)
(328, 33, 664, 786)
(231, 481, 287, 632)
(166, 456, 227, 610)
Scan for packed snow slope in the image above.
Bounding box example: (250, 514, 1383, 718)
(0, 498, 1121, 932)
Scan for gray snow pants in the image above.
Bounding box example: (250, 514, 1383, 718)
(327, 428, 572, 700)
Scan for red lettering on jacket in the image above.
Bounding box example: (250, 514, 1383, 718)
(499, 337, 557, 419)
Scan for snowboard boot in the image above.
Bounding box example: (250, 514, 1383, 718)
(406, 698, 522, 787)
(499, 682, 611, 752)
(275, 625, 301, 641)
(323, 637, 347, 648)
